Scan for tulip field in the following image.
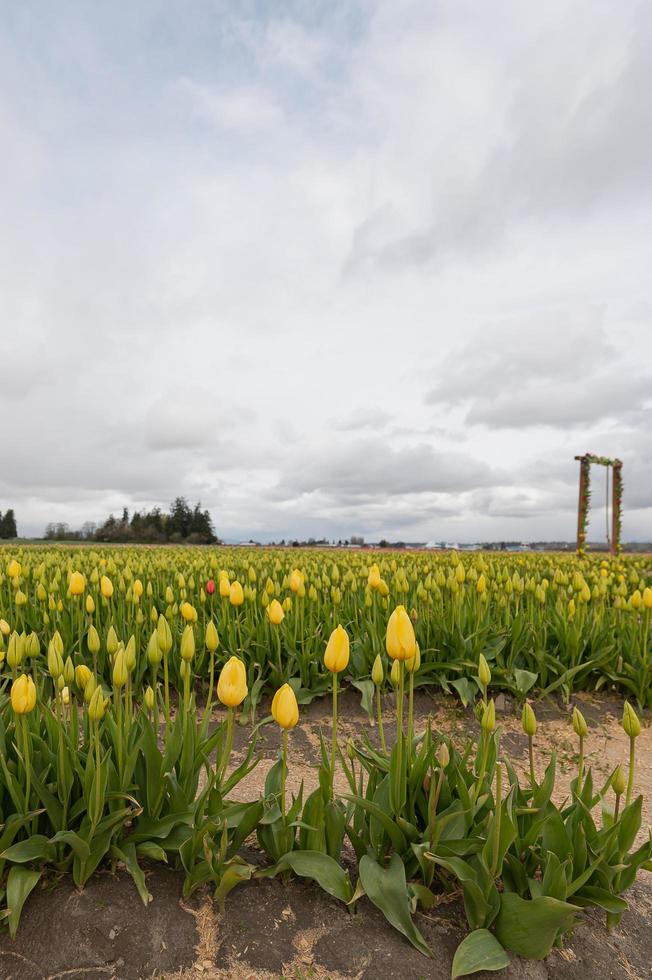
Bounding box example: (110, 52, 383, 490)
(0, 544, 651, 976)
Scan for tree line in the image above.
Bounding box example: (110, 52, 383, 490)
(44, 497, 218, 544)
(0, 509, 17, 539)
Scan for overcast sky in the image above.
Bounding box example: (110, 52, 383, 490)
(1, 1, 651, 543)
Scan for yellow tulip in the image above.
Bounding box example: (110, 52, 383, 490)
(7, 559, 21, 579)
(11, 674, 36, 714)
(85, 594, 95, 614)
(478, 654, 491, 688)
(88, 685, 107, 721)
(180, 601, 197, 623)
(144, 686, 156, 711)
(113, 646, 128, 688)
(180, 625, 195, 663)
(368, 563, 381, 589)
(385, 605, 416, 661)
(324, 624, 350, 673)
(371, 654, 384, 686)
(157, 614, 173, 654)
(217, 656, 248, 708)
(229, 581, 244, 606)
(205, 620, 219, 652)
(289, 569, 304, 593)
(100, 575, 114, 599)
(75, 664, 92, 691)
(69, 571, 85, 596)
(219, 576, 231, 598)
(643, 587, 652, 610)
(267, 599, 284, 625)
(0, 619, 10, 636)
(271, 683, 299, 730)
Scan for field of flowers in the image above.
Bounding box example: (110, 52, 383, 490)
(0, 544, 651, 975)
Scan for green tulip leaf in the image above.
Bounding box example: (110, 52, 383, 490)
(358, 853, 432, 958)
(495, 893, 581, 959)
(7, 866, 42, 938)
(274, 850, 353, 903)
(451, 929, 510, 978)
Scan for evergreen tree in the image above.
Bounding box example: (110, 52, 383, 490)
(0, 509, 18, 538)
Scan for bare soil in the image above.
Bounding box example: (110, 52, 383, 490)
(2, 690, 651, 980)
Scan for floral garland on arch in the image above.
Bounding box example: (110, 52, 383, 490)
(576, 454, 623, 556)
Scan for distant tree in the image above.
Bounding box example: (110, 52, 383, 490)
(0, 509, 18, 539)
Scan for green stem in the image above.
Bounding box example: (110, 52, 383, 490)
(491, 763, 502, 878)
(626, 735, 636, 807)
(21, 716, 31, 816)
(376, 685, 386, 753)
(219, 708, 234, 782)
(331, 672, 338, 799)
(577, 735, 584, 793)
(94, 719, 102, 828)
(281, 729, 288, 819)
(407, 668, 414, 755)
(528, 735, 535, 788)
(163, 648, 171, 732)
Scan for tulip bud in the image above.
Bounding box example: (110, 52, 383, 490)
(69, 571, 85, 596)
(157, 614, 173, 654)
(371, 654, 384, 686)
(83, 673, 97, 702)
(206, 578, 216, 596)
(622, 701, 641, 739)
(271, 683, 299, 730)
(11, 674, 37, 714)
(405, 641, 421, 674)
(27, 632, 40, 658)
(88, 685, 106, 721)
(481, 699, 496, 733)
(180, 625, 195, 663)
(478, 654, 491, 688)
(87, 625, 100, 656)
(48, 641, 64, 680)
(266, 599, 284, 625)
(522, 702, 537, 737)
(476, 573, 486, 594)
(385, 605, 416, 661)
(144, 686, 156, 712)
(436, 742, 450, 769)
(112, 646, 128, 688)
(324, 624, 350, 673)
(643, 587, 652, 610)
(217, 656, 248, 708)
(180, 601, 197, 623)
(0, 618, 10, 636)
(572, 706, 588, 738)
(100, 575, 114, 599)
(205, 620, 219, 653)
(612, 764, 626, 797)
(146, 629, 162, 667)
(52, 630, 64, 657)
(61, 686, 70, 706)
(125, 635, 136, 671)
(229, 581, 244, 606)
(75, 664, 92, 691)
(390, 657, 401, 688)
(106, 626, 119, 656)
(63, 656, 75, 687)
(85, 594, 95, 615)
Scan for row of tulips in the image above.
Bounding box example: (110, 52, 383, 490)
(1, 545, 652, 711)
(0, 598, 649, 977)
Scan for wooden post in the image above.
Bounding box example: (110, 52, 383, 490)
(575, 455, 586, 553)
(611, 461, 622, 555)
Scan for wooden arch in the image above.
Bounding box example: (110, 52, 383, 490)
(574, 454, 622, 556)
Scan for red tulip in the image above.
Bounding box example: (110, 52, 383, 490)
(206, 578, 216, 596)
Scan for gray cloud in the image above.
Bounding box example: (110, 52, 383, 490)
(0, 2, 650, 543)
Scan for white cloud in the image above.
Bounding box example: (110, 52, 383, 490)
(0, 1, 650, 543)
